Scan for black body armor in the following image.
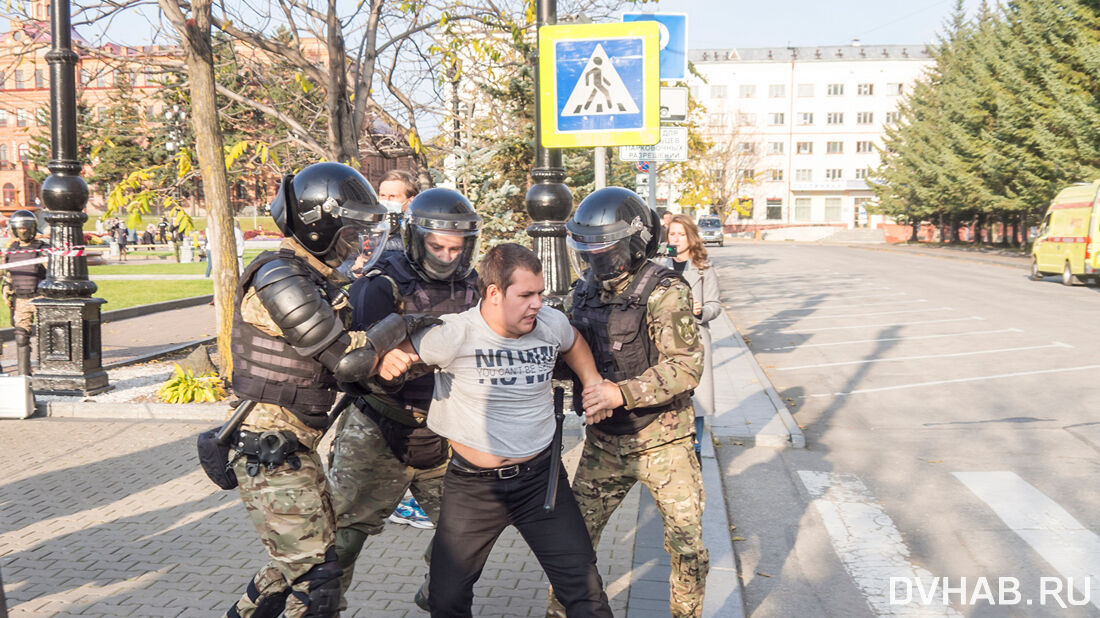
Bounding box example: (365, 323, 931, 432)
(6, 239, 48, 295)
(571, 261, 691, 435)
(231, 250, 343, 429)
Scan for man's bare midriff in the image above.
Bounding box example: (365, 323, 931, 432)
(451, 441, 538, 469)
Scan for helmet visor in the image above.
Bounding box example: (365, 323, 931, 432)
(414, 227, 481, 281)
(332, 220, 390, 273)
(567, 235, 632, 282)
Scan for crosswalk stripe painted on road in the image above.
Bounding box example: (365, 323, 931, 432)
(805, 364, 1100, 398)
(762, 328, 1022, 352)
(798, 471, 962, 617)
(758, 306, 952, 323)
(954, 471, 1100, 610)
(737, 298, 926, 314)
(728, 290, 902, 307)
(777, 343, 1072, 372)
(776, 316, 983, 334)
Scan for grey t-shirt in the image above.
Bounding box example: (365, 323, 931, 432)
(412, 304, 575, 458)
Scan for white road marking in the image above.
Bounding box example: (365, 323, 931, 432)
(798, 471, 961, 617)
(775, 316, 984, 334)
(758, 307, 952, 323)
(777, 343, 1072, 371)
(954, 471, 1100, 610)
(729, 288, 894, 305)
(762, 328, 1023, 351)
(805, 365, 1100, 398)
(736, 298, 925, 314)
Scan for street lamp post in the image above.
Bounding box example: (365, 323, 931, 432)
(525, 0, 573, 309)
(31, 0, 108, 394)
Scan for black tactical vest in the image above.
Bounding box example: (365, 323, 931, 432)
(5, 239, 48, 295)
(571, 261, 691, 435)
(366, 252, 479, 417)
(230, 250, 341, 429)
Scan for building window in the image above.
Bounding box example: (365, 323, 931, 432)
(737, 142, 756, 154)
(35, 108, 47, 126)
(17, 143, 28, 162)
(794, 169, 812, 181)
(825, 168, 842, 180)
(0, 71, 5, 88)
(766, 199, 783, 220)
(886, 82, 903, 95)
(768, 84, 786, 98)
(796, 142, 813, 155)
(14, 71, 24, 89)
(856, 141, 875, 153)
(2, 183, 14, 206)
(81, 69, 90, 85)
(711, 84, 727, 99)
(708, 113, 727, 127)
(97, 107, 106, 120)
(794, 198, 812, 221)
(797, 83, 814, 97)
(855, 168, 868, 179)
(857, 83, 874, 96)
(114, 70, 123, 87)
(797, 112, 814, 125)
(0, 145, 8, 164)
(235, 181, 249, 200)
(768, 112, 785, 125)
(767, 169, 784, 181)
(767, 141, 784, 155)
(854, 197, 872, 215)
(739, 84, 756, 98)
(857, 111, 874, 124)
(737, 113, 756, 126)
(826, 83, 844, 96)
(737, 169, 755, 181)
(16, 109, 27, 127)
(144, 69, 156, 85)
(826, 112, 844, 125)
(826, 141, 844, 154)
(825, 197, 842, 220)
(885, 111, 900, 124)
(145, 106, 155, 120)
(97, 73, 106, 88)
(0, 110, 7, 127)
(689, 86, 699, 99)
(34, 70, 44, 89)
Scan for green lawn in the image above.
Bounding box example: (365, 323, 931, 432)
(0, 279, 213, 328)
(83, 215, 281, 233)
(88, 249, 265, 275)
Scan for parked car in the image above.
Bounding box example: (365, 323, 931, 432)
(697, 215, 724, 246)
(1030, 180, 1100, 285)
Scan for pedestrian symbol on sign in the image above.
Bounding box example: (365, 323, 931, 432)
(561, 44, 640, 117)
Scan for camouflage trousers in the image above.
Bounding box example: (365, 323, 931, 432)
(227, 407, 335, 618)
(326, 403, 446, 606)
(551, 435, 709, 618)
(2, 296, 36, 357)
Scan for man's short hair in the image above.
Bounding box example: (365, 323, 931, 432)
(380, 169, 420, 199)
(478, 243, 542, 297)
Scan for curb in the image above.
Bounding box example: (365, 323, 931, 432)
(700, 423, 746, 618)
(0, 294, 213, 343)
(843, 244, 1029, 270)
(103, 336, 218, 371)
(35, 400, 226, 422)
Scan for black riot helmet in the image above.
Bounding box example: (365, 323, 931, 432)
(268, 162, 389, 269)
(401, 188, 481, 281)
(9, 210, 38, 242)
(566, 187, 659, 282)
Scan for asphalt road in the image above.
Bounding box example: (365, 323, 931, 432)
(709, 242, 1100, 618)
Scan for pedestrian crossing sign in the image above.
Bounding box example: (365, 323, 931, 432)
(538, 22, 660, 148)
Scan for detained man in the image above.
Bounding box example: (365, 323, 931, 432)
(378, 243, 615, 618)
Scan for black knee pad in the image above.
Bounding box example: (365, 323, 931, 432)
(294, 549, 344, 618)
(335, 527, 368, 569)
(227, 578, 289, 618)
(14, 328, 29, 346)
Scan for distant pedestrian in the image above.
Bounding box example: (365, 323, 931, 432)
(201, 231, 212, 278)
(113, 220, 128, 261)
(657, 214, 723, 454)
(157, 216, 169, 243)
(234, 221, 245, 274)
(142, 224, 155, 247)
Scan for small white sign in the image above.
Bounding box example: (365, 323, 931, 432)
(636, 173, 649, 186)
(660, 87, 688, 122)
(618, 126, 689, 162)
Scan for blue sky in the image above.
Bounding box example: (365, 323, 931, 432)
(655, 0, 978, 48)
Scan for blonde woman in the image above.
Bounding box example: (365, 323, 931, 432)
(657, 214, 722, 455)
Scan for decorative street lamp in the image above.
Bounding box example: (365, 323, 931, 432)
(31, 0, 108, 394)
(525, 0, 573, 309)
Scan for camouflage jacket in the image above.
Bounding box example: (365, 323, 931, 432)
(588, 274, 703, 454)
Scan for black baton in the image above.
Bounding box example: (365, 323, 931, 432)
(544, 386, 566, 512)
(216, 400, 257, 447)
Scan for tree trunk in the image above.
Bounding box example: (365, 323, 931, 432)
(910, 217, 919, 242)
(325, 0, 358, 163)
(974, 212, 983, 245)
(949, 215, 959, 244)
(179, 0, 237, 377)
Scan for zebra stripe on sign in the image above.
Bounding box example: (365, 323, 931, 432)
(798, 471, 961, 617)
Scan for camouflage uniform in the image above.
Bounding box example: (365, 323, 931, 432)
(553, 274, 709, 618)
(226, 239, 350, 618)
(2, 237, 48, 374)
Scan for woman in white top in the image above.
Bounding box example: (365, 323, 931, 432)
(657, 214, 722, 455)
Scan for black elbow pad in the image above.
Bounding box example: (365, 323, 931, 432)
(253, 258, 343, 357)
(332, 345, 379, 384)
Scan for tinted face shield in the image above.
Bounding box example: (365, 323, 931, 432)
(567, 236, 633, 282)
(13, 226, 35, 242)
(414, 228, 480, 281)
(331, 220, 390, 272)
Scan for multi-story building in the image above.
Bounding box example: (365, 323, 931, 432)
(687, 43, 932, 228)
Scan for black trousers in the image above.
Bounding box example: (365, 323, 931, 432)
(428, 448, 613, 618)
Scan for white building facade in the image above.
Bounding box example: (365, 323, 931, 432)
(687, 44, 932, 228)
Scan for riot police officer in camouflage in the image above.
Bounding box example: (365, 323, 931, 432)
(327, 188, 482, 611)
(553, 187, 709, 618)
(223, 162, 410, 618)
(2, 210, 48, 375)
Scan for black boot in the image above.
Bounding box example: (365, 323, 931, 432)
(17, 343, 31, 376)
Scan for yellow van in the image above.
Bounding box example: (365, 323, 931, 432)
(1030, 180, 1100, 285)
